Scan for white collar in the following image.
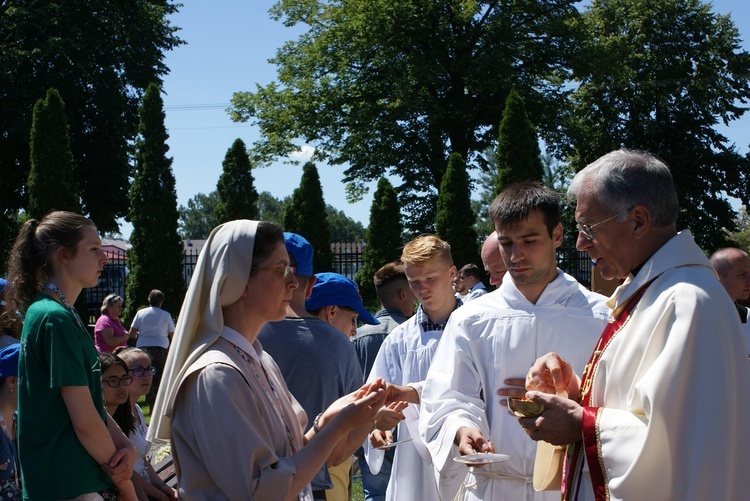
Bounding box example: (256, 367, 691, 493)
(219, 325, 263, 361)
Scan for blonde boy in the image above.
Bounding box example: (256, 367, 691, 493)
(363, 235, 460, 501)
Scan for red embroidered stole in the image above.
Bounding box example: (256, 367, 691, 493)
(561, 283, 650, 501)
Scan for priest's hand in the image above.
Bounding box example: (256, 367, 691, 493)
(370, 429, 394, 448)
(526, 352, 581, 400)
(497, 377, 527, 414)
(455, 426, 495, 464)
(518, 391, 582, 446)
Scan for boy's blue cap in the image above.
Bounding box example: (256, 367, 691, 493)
(284, 232, 314, 277)
(305, 273, 379, 325)
(0, 343, 20, 378)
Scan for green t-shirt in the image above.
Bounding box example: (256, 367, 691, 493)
(18, 293, 111, 500)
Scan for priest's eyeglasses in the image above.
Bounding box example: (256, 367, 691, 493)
(577, 208, 632, 240)
(103, 375, 134, 388)
(251, 266, 296, 279)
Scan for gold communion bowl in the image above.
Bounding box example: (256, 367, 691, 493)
(507, 397, 545, 417)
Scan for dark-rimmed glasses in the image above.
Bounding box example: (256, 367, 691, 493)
(577, 208, 632, 240)
(128, 366, 156, 378)
(103, 375, 134, 388)
(251, 266, 296, 279)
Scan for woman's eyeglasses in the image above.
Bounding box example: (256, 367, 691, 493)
(103, 375, 134, 388)
(128, 366, 156, 377)
(251, 266, 296, 279)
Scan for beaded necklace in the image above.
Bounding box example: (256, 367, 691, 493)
(228, 341, 299, 454)
(45, 282, 84, 329)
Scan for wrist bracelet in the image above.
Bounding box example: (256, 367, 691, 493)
(313, 413, 323, 433)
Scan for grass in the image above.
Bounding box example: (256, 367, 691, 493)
(351, 477, 364, 501)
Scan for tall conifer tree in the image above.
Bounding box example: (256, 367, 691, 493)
(355, 178, 402, 308)
(283, 162, 333, 272)
(494, 89, 543, 196)
(436, 153, 480, 269)
(214, 138, 258, 224)
(125, 83, 184, 323)
(27, 88, 80, 219)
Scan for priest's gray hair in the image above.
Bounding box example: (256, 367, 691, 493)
(568, 149, 678, 228)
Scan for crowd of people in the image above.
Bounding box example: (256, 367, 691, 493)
(0, 148, 749, 500)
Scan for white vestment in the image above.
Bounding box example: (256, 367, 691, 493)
(420, 270, 609, 501)
(364, 315, 445, 501)
(572, 231, 750, 500)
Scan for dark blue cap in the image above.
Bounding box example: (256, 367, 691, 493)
(284, 232, 314, 277)
(0, 343, 20, 378)
(305, 273, 379, 325)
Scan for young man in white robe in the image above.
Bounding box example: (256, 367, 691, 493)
(419, 182, 609, 501)
(364, 235, 461, 501)
(523, 149, 750, 500)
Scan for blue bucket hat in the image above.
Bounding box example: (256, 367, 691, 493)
(0, 343, 20, 378)
(305, 273, 379, 325)
(284, 232, 314, 277)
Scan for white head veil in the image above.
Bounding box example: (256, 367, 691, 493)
(148, 219, 259, 441)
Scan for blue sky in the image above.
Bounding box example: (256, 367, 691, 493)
(145, 0, 750, 239)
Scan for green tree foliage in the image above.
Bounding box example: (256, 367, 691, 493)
(257, 191, 290, 225)
(125, 84, 184, 323)
(326, 207, 366, 242)
(214, 138, 259, 224)
(27, 88, 80, 219)
(495, 88, 544, 196)
(283, 162, 334, 272)
(355, 178, 402, 308)
(436, 153, 480, 269)
(728, 207, 750, 253)
(564, 0, 750, 250)
(230, 0, 582, 233)
(0, 0, 182, 237)
(178, 189, 364, 243)
(178, 191, 220, 239)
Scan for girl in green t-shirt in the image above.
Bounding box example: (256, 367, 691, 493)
(3, 211, 138, 501)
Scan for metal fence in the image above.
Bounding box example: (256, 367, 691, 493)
(87, 243, 592, 316)
(331, 242, 365, 280)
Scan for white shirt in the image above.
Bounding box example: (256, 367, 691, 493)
(364, 315, 447, 501)
(420, 270, 609, 501)
(131, 306, 175, 349)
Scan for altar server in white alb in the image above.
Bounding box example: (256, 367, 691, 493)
(419, 182, 609, 500)
(364, 235, 461, 501)
(522, 149, 750, 500)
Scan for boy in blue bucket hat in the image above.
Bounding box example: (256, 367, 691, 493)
(306, 272, 379, 338)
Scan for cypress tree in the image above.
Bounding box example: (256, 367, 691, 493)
(435, 153, 480, 269)
(283, 162, 333, 272)
(494, 89, 543, 196)
(124, 83, 184, 323)
(214, 138, 259, 224)
(355, 178, 402, 309)
(27, 88, 80, 219)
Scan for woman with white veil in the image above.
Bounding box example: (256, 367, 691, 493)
(148, 220, 386, 500)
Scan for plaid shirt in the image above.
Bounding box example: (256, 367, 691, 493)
(415, 297, 462, 332)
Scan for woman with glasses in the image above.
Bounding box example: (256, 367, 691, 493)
(99, 353, 136, 438)
(114, 347, 177, 501)
(3, 211, 137, 500)
(95, 294, 129, 354)
(148, 220, 387, 499)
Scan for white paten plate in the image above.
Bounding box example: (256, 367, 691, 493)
(375, 438, 414, 450)
(453, 453, 511, 464)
